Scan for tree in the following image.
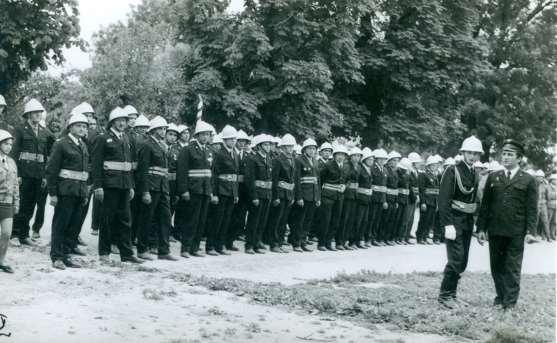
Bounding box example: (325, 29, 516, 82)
(0, 0, 84, 96)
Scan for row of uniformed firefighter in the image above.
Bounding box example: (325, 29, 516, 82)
(0, 97, 477, 270)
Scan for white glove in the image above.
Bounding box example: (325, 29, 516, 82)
(444, 225, 456, 240)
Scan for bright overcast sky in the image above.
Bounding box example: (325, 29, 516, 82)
(53, 0, 244, 73)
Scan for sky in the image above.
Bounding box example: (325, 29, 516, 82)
(52, 0, 244, 73)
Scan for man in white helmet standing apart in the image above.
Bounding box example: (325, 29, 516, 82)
(11, 99, 49, 246)
(438, 136, 483, 309)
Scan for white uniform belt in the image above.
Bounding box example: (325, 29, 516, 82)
(398, 189, 410, 195)
(255, 180, 272, 189)
(278, 181, 295, 191)
(348, 183, 358, 190)
(148, 167, 168, 177)
(425, 188, 439, 195)
(131, 162, 138, 171)
(188, 169, 212, 178)
(357, 188, 373, 196)
(19, 152, 44, 163)
(323, 183, 346, 193)
(168, 173, 176, 181)
(300, 176, 317, 184)
(59, 169, 88, 181)
(237, 175, 245, 183)
(386, 188, 399, 196)
(104, 161, 132, 172)
(372, 185, 387, 193)
(218, 174, 238, 182)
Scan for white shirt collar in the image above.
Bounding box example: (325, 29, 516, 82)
(68, 133, 80, 146)
(506, 166, 520, 179)
(110, 128, 123, 138)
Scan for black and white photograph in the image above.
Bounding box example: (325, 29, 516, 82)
(0, 0, 556, 342)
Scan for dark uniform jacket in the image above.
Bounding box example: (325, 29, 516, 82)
(371, 163, 387, 203)
(236, 148, 249, 196)
(408, 170, 419, 203)
(385, 166, 399, 203)
(294, 154, 320, 202)
(357, 164, 373, 204)
(397, 169, 410, 205)
(272, 152, 295, 201)
(477, 169, 537, 237)
(137, 136, 169, 194)
(245, 151, 273, 201)
(11, 122, 49, 179)
(212, 146, 239, 198)
(91, 129, 134, 190)
(320, 160, 347, 202)
(168, 142, 183, 193)
(344, 161, 360, 201)
(46, 135, 89, 198)
(438, 162, 477, 229)
(176, 139, 213, 196)
(419, 169, 439, 207)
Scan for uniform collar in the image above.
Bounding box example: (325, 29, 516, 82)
(110, 127, 123, 139)
(68, 133, 80, 146)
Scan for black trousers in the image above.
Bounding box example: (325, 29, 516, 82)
(207, 196, 235, 252)
(354, 201, 370, 244)
(137, 191, 171, 255)
(379, 201, 397, 242)
(439, 224, 473, 300)
(318, 197, 343, 247)
(50, 196, 85, 262)
(31, 185, 48, 233)
(433, 210, 443, 242)
(489, 234, 525, 307)
(245, 199, 271, 250)
(181, 194, 210, 254)
(368, 201, 383, 242)
(229, 190, 248, 243)
(289, 201, 317, 248)
(338, 198, 357, 246)
(130, 191, 141, 242)
(266, 199, 291, 248)
(99, 188, 134, 257)
(416, 205, 436, 241)
(13, 177, 43, 240)
(169, 181, 181, 240)
(92, 196, 104, 231)
(394, 202, 408, 241)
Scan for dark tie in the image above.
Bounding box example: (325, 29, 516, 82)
(506, 170, 511, 182)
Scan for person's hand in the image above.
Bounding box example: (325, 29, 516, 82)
(211, 195, 219, 204)
(316, 200, 321, 207)
(18, 177, 22, 186)
(127, 189, 135, 201)
(444, 225, 456, 240)
(477, 231, 487, 246)
(94, 188, 104, 202)
(272, 199, 280, 207)
(382, 202, 388, 210)
(421, 203, 427, 212)
(14, 206, 19, 215)
(289, 199, 295, 206)
(395, 203, 399, 209)
(181, 191, 190, 201)
(142, 192, 152, 205)
(252, 199, 259, 207)
(525, 233, 538, 244)
(234, 197, 239, 204)
(41, 178, 47, 188)
(296, 199, 304, 207)
(50, 195, 58, 207)
(82, 196, 88, 206)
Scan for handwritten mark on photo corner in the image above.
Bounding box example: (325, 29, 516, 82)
(0, 314, 11, 338)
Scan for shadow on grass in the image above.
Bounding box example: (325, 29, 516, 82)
(168, 271, 555, 342)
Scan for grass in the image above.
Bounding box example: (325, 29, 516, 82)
(168, 271, 555, 342)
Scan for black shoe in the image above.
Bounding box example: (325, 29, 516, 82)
(227, 245, 240, 252)
(336, 245, 345, 251)
(138, 252, 155, 260)
(371, 240, 380, 246)
(121, 256, 143, 264)
(70, 247, 87, 256)
(190, 251, 206, 257)
(256, 242, 267, 250)
(301, 245, 313, 252)
(53, 260, 66, 270)
(326, 245, 337, 251)
(20, 238, 35, 246)
(356, 243, 366, 249)
(270, 247, 282, 253)
(245, 248, 255, 254)
(217, 249, 231, 256)
(317, 246, 327, 251)
(254, 248, 266, 254)
(438, 298, 457, 309)
(63, 259, 82, 268)
(0, 264, 14, 273)
(158, 254, 179, 261)
(206, 250, 219, 256)
(293, 246, 303, 252)
(77, 236, 87, 246)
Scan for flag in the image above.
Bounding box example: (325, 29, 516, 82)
(196, 95, 203, 120)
